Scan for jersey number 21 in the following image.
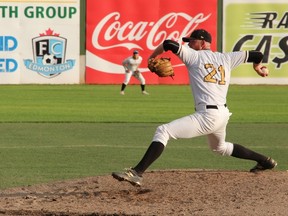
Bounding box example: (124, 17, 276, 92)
(203, 64, 226, 85)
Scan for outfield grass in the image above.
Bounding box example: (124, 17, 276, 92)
(0, 85, 287, 189)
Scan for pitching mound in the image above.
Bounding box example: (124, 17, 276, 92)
(0, 170, 287, 216)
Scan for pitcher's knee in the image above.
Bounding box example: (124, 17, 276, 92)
(212, 142, 233, 156)
(152, 125, 170, 146)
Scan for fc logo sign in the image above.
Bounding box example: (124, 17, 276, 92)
(24, 28, 75, 78)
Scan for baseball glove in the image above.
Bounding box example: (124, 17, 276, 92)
(148, 58, 174, 77)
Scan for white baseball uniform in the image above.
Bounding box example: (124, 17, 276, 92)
(122, 56, 145, 85)
(153, 45, 248, 156)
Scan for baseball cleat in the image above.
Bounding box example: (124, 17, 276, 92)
(250, 157, 277, 173)
(112, 168, 143, 186)
(120, 91, 125, 95)
(142, 91, 149, 95)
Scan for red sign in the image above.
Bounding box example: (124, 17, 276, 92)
(86, 0, 218, 84)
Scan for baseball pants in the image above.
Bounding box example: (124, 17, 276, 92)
(152, 105, 234, 156)
(123, 71, 145, 85)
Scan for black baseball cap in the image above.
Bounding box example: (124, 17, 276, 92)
(182, 29, 212, 43)
(133, 50, 139, 54)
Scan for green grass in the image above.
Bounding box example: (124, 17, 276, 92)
(0, 84, 287, 123)
(0, 85, 287, 189)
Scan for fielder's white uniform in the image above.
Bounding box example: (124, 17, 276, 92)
(153, 45, 248, 156)
(122, 56, 146, 85)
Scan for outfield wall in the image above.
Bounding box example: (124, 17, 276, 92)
(1, 0, 287, 85)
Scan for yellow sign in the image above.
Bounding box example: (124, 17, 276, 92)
(223, 0, 288, 84)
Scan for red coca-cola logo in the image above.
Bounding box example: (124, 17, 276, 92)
(86, 0, 217, 84)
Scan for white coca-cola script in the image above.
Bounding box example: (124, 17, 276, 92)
(92, 12, 211, 50)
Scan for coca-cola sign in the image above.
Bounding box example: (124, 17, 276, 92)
(86, 0, 217, 84)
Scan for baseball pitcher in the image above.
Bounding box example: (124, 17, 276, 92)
(113, 29, 277, 187)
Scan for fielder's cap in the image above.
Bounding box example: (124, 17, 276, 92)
(133, 50, 139, 54)
(182, 29, 212, 43)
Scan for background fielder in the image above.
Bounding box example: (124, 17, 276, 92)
(112, 29, 277, 186)
(120, 50, 149, 95)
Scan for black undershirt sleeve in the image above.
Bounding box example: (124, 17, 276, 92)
(163, 40, 180, 54)
(247, 51, 263, 64)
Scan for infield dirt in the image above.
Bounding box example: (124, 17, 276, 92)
(0, 170, 287, 216)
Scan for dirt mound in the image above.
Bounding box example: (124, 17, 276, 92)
(0, 170, 287, 216)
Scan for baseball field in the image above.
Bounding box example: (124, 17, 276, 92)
(0, 84, 287, 215)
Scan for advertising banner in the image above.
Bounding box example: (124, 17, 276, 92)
(86, 0, 218, 84)
(223, 0, 288, 84)
(0, 0, 80, 84)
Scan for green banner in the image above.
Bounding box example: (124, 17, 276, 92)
(223, 0, 288, 83)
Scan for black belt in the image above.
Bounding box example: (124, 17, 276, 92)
(206, 104, 227, 109)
